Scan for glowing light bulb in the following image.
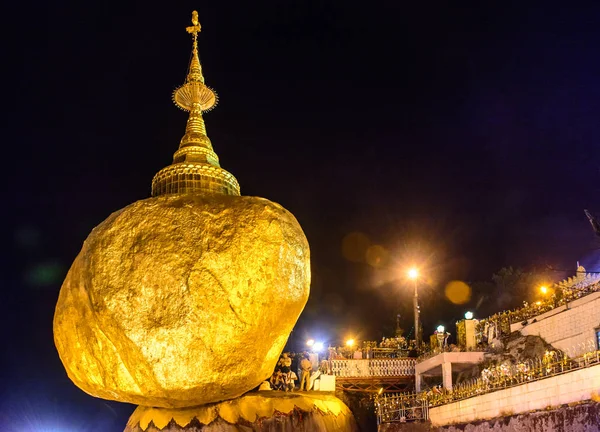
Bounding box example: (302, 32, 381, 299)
(407, 268, 419, 280)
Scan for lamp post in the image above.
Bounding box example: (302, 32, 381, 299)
(407, 267, 421, 349)
(436, 325, 445, 350)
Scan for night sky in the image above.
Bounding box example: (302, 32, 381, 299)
(2, 1, 600, 430)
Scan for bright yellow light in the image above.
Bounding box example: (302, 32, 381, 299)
(535, 301, 542, 306)
(540, 286, 548, 295)
(346, 339, 355, 347)
(306, 339, 315, 347)
(407, 268, 419, 280)
(378, 387, 384, 395)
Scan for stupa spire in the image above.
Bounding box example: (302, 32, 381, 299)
(185, 11, 205, 84)
(151, 11, 240, 197)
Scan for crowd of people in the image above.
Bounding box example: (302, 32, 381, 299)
(261, 352, 316, 392)
(328, 336, 415, 360)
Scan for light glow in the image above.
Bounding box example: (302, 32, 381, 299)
(346, 339, 355, 347)
(436, 325, 445, 333)
(540, 286, 548, 295)
(306, 339, 315, 347)
(464, 311, 474, 320)
(407, 268, 419, 280)
(313, 342, 324, 351)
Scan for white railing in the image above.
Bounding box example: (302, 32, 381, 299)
(330, 358, 416, 377)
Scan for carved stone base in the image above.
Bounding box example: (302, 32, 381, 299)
(124, 392, 358, 432)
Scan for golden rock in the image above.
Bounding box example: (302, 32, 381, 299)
(54, 11, 312, 412)
(53, 194, 310, 408)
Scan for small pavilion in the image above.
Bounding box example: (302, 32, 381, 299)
(415, 351, 485, 392)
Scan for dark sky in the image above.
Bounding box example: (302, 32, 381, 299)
(2, 1, 600, 430)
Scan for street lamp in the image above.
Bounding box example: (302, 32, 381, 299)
(540, 286, 548, 295)
(346, 339, 355, 347)
(407, 267, 421, 349)
(436, 325, 445, 350)
(464, 311, 474, 320)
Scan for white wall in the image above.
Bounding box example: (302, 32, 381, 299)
(429, 364, 600, 426)
(510, 291, 600, 356)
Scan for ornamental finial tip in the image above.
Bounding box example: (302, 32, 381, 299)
(187, 10, 201, 36)
(173, 10, 215, 109)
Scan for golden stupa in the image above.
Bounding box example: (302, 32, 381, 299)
(53, 11, 311, 409)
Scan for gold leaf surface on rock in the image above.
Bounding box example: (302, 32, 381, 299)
(125, 392, 356, 431)
(54, 194, 310, 408)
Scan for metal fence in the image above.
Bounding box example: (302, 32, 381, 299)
(376, 347, 600, 425)
(427, 348, 600, 407)
(375, 392, 429, 424)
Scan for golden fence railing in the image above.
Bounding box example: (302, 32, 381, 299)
(426, 348, 600, 407)
(376, 346, 600, 425)
(476, 280, 600, 342)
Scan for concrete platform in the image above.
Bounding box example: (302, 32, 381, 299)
(416, 352, 485, 391)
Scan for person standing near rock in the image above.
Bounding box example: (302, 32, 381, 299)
(300, 355, 313, 391)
